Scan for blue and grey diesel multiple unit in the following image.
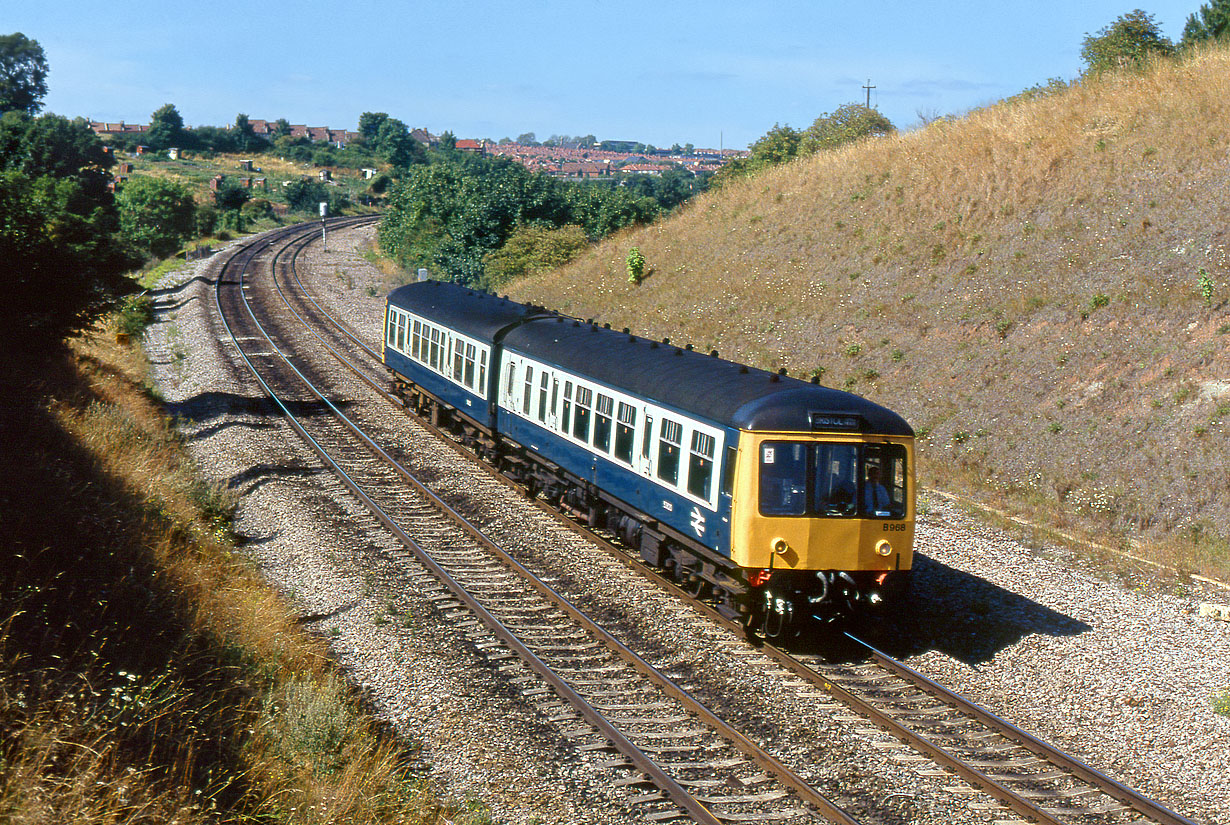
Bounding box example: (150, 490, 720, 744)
(383, 280, 915, 637)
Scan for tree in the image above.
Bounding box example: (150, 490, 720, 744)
(273, 118, 292, 138)
(116, 176, 196, 258)
(374, 117, 425, 168)
(481, 223, 588, 289)
(516, 132, 538, 146)
(1180, 0, 1230, 48)
(1080, 10, 1174, 75)
(147, 103, 186, 149)
(1, 113, 137, 346)
(799, 104, 894, 154)
(214, 178, 250, 211)
(234, 112, 262, 152)
(358, 111, 389, 141)
(0, 32, 48, 115)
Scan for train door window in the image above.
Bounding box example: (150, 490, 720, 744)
(573, 386, 592, 442)
(657, 419, 683, 486)
(387, 313, 396, 348)
(411, 320, 422, 360)
(396, 314, 406, 352)
(614, 402, 636, 464)
(505, 361, 517, 403)
(593, 394, 614, 452)
(537, 372, 550, 422)
(522, 365, 534, 414)
(759, 442, 808, 516)
(550, 377, 559, 418)
(813, 443, 859, 517)
(464, 344, 476, 388)
(429, 328, 441, 371)
(721, 445, 738, 496)
(861, 444, 908, 519)
(478, 350, 487, 392)
(642, 414, 654, 460)
(687, 431, 716, 500)
(453, 339, 465, 381)
(561, 382, 573, 433)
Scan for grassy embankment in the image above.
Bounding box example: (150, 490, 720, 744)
(507, 47, 1230, 582)
(0, 316, 483, 822)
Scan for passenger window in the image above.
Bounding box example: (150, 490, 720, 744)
(561, 382, 573, 432)
(687, 431, 715, 500)
(593, 394, 613, 452)
(396, 314, 406, 352)
(573, 386, 592, 441)
(412, 320, 422, 360)
(453, 339, 465, 381)
(614, 402, 636, 464)
(429, 328, 441, 370)
(522, 365, 534, 414)
(464, 343, 476, 388)
(538, 372, 550, 422)
(657, 418, 682, 486)
(387, 312, 396, 348)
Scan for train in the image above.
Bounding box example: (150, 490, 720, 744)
(382, 280, 915, 638)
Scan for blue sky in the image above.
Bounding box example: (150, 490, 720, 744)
(10, 1, 1202, 149)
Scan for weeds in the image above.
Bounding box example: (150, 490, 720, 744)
(1213, 688, 1230, 716)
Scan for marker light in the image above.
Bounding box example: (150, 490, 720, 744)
(875, 540, 893, 557)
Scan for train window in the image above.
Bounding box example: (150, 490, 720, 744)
(387, 313, 396, 348)
(522, 365, 534, 414)
(814, 443, 859, 517)
(411, 320, 422, 360)
(721, 445, 738, 496)
(687, 431, 715, 500)
(538, 372, 550, 422)
(464, 343, 476, 388)
(657, 418, 683, 486)
(505, 362, 517, 401)
(550, 377, 559, 418)
(561, 382, 573, 432)
(861, 444, 908, 519)
(642, 414, 654, 459)
(453, 339, 465, 381)
(759, 442, 808, 516)
(478, 350, 487, 392)
(429, 328, 441, 371)
(593, 394, 614, 452)
(396, 314, 406, 353)
(573, 386, 592, 441)
(614, 402, 636, 464)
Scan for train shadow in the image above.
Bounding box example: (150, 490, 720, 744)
(790, 553, 1091, 665)
(166, 390, 351, 428)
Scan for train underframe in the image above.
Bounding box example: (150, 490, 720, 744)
(394, 377, 909, 639)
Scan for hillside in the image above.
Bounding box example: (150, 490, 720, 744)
(506, 47, 1230, 580)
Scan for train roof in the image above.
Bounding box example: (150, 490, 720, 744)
(388, 281, 913, 436)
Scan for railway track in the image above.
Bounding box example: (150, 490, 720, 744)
(213, 221, 864, 825)
(211, 220, 1203, 825)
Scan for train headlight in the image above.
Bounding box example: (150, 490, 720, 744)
(772, 538, 791, 556)
(875, 539, 893, 557)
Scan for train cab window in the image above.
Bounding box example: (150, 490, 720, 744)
(861, 444, 908, 519)
(759, 442, 808, 516)
(522, 366, 534, 414)
(614, 402, 636, 464)
(657, 418, 683, 486)
(561, 382, 573, 432)
(453, 339, 465, 381)
(814, 443, 860, 516)
(573, 386, 593, 441)
(464, 343, 476, 388)
(687, 431, 716, 500)
(538, 372, 550, 422)
(593, 394, 614, 452)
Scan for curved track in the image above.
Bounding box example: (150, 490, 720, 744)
(212, 221, 863, 825)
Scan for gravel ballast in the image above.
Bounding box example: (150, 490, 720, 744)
(145, 223, 1230, 825)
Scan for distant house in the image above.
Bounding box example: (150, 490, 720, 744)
(456, 139, 486, 155)
(89, 121, 148, 137)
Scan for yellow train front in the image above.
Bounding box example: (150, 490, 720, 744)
(727, 421, 914, 637)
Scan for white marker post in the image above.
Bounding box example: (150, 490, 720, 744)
(319, 201, 328, 251)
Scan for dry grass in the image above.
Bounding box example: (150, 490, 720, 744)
(506, 46, 1230, 581)
(0, 330, 481, 823)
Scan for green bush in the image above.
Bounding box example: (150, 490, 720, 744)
(115, 293, 154, 337)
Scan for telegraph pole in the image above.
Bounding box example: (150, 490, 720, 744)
(863, 79, 876, 109)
